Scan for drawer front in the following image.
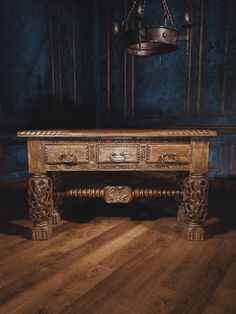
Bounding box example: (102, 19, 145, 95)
(147, 144, 191, 164)
(96, 144, 140, 164)
(45, 144, 89, 165)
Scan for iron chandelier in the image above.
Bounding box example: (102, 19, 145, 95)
(113, 0, 192, 56)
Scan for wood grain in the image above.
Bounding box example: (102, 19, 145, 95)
(0, 190, 235, 314)
(190, 138, 209, 174)
(27, 139, 46, 174)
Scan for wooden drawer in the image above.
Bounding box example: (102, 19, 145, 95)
(96, 144, 140, 163)
(45, 144, 89, 165)
(147, 144, 191, 164)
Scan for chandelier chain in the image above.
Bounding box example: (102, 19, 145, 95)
(122, 0, 139, 30)
(123, 0, 176, 30)
(161, 0, 175, 27)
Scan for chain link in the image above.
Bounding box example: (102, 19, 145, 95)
(161, 0, 175, 28)
(122, 0, 139, 30)
(123, 0, 176, 31)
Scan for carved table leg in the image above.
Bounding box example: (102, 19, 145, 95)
(182, 174, 208, 241)
(28, 174, 54, 240)
(51, 173, 63, 224)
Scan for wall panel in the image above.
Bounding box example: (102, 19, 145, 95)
(0, 0, 51, 116)
(208, 142, 223, 173)
(131, 0, 190, 118)
(196, 0, 228, 117)
(98, 0, 236, 178)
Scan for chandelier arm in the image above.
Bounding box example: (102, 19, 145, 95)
(122, 0, 139, 31)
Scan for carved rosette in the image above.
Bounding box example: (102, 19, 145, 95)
(104, 186, 133, 203)
(182, 174, 208, 223)
(28, 174, 54, 225)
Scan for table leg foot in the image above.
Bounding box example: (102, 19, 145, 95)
(185, 223, 205, 241)
(32, 222, 52, 240)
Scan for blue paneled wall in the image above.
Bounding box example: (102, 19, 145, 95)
(0, 0, 236, 183)
(0, 0, 51, 183)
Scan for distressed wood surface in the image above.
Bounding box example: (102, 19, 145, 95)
(17, 129, 216, 240)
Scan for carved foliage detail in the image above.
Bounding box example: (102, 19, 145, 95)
(104, 186, 133, 203)
(28, 175, 54, 224)
(182, 175, 208, 223)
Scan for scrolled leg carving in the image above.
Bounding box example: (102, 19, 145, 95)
(28, 174, 54, 240)
(182, 174, 208, 241)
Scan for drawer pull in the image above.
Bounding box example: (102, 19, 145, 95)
(109, 152, 126, 163)
(59, 152, 77, 164)
(160, 152, 178, 164)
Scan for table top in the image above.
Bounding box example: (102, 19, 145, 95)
(17, 129, 217, 138)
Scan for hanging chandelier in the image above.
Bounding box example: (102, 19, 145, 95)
(113, 0, 192, 56)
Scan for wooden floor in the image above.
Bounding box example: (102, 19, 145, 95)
(0, 185, 236, 314)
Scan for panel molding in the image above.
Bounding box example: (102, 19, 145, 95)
(106, 0, 111, 118)
(130, 5, 193, 119)
(196, 0, 229, 117)
(71, 0, 78, 109)
(234, 73, 236, 116)
(106, 0, 193, 120)
(229, 143, 236, 174)
(49, 0, 63, 114)
(208, 142, 223, 173)
(106, 0, 128, 120)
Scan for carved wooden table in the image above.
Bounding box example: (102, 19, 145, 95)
(18, 129, 216, 241)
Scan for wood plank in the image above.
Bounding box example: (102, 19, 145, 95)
(33, 221, 168, 313)
(0, 188, 235, 314)
(61, 231, 192, 313)
(0, 217, 125, 291)
(160, 240, 235, 314)
(0, 220, 158, 313)
(202, 258, 236, 314)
